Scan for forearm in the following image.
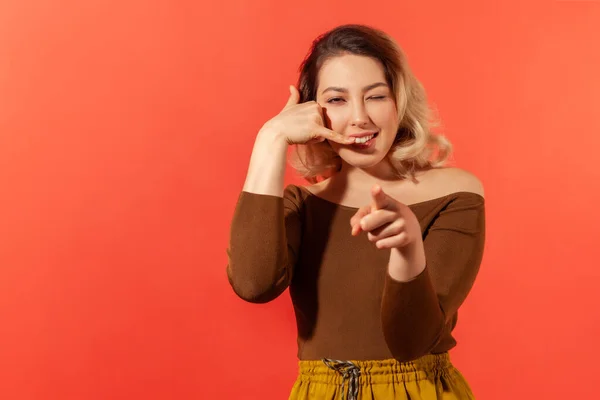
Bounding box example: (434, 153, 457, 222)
(242, 128, 289, 197)
(229, 129, 298, 302)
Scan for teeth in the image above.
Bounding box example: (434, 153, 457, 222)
(354, 134, 374, 144)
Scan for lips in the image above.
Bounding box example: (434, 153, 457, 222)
(350, 132, 378, 149)
(349, 131, 378, 142)
(352, 133, 377, 144)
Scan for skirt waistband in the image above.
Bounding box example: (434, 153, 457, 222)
(297, 353, 453, 385)
(291, 353, 472, 400)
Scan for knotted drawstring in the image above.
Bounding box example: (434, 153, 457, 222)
(321, 358, 361, 400)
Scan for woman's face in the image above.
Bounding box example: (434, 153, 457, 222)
(316, 54, 399, 170)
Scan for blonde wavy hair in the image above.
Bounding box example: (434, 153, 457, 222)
(291, 24, 453, 183)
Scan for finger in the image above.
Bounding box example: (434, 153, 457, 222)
(307, 138, 326, 145)
(316, 126, 355, 145)
(283, 85, 300, 110)
(305, 136, 326, 145)
(350, 206, 371, 228)
(367, 219, 406, 242)
(375, 232, 410, 249)
(371, 184, 389, 210)
(360, 209, 397, 232)
(350, 206, 371, 236)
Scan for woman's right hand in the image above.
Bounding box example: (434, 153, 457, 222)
(261, 86, 354, 146)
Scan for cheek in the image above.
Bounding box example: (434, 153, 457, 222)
(370, 104, 398, 129)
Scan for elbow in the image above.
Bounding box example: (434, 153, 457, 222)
(387, 341, 439, 363)
(225, 242, 293, 303)
(226, 264, 289, 304)
(389, 347, 431, 363)
(383, 326, 443, 363)
(228, 279, 280, 304)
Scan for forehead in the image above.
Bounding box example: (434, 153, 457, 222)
(317, 54, 387, 89)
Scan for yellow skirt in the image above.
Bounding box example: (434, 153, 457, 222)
(289, 353, 474, 400)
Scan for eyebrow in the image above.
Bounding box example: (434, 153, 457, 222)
(321, 82, 389, 95)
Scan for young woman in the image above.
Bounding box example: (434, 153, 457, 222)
(226, 24, 485, 400)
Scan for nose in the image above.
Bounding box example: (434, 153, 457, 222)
(350, 101, 369, 127)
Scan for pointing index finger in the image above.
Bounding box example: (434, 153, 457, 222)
(371, 184, 389, 210)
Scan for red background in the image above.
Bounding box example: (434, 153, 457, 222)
(1, 1, 599, 399)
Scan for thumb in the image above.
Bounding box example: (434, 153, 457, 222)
(283, 85, 300, 110)
(371, 184, 389, 211)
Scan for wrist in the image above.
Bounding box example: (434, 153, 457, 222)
(242, 126, 288, 196)
(258, 123, 288, 146)
(250, 127, 289, 159)
(388, 245, 426, 282)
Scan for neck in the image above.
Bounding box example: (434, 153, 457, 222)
(322, 159, 402, 197)
(335, 159, 398, 186)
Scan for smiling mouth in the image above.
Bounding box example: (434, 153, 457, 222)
(350, 132, 379, 147)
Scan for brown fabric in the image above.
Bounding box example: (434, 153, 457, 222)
(226, 184, 485, 362)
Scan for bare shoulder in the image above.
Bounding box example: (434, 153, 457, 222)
(302, 179, 328, 195)
(419, 167, 485, 198)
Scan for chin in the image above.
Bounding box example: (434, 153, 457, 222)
(337, 150, 388, 170)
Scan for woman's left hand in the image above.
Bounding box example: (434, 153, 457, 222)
(350, 184, 422, 249)
(350, 184, 426, 280)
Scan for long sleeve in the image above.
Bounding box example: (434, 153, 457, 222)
(226, 185, 303, 304)
(381, 193, 485, 362)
